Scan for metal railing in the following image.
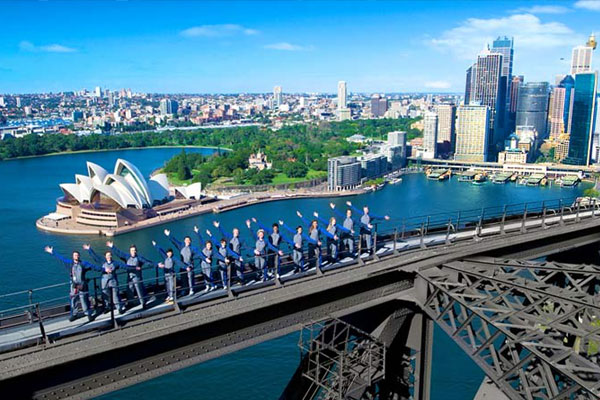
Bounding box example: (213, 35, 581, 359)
(1, 195, 598, 346)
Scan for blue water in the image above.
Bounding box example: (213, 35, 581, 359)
(0, 148, 589, 399)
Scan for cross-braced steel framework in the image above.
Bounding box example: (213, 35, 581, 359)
(298, 318, 386, 400)
(418, 256, 600, 400)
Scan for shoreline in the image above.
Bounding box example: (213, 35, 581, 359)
(36, 188, 369, 237)
(2, 145, 231, 161)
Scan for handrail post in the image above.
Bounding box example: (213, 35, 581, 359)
(274, 254, 282, 287)
(227, 264, 234, 297)
(173, 275, 181, 313)
(373, 230, 379, 261)
(576, 199, 581, 222)
(593, 198, 597, 219)
(500, 205, 507, 235)
(445, 218, 452, 245)
(456, 211, 461, 232)
(542, 201, 547, 229)
(520, 203, 528, 233)
(28, 289, 34, 324)
(480, 208, 485, 231)
(35, 304, 47, 344)
(560, 201, 565, 226)
(420, 223, 426, 249)
(110, 291, 117, 329)
(425, 216, 430, 236)
(392, 228, 398, 254)
(93, 277, 99, 310)
(358, 235, 364, 265)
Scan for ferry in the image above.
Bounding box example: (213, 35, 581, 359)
(427, 168, 451, 181)
(457, 171, 477, 182)
(526, 173, 547, 186)
(559, 176, 580, 187)
(388, 177, 403, 185)
(471, 173, 487, 185)
(492, 172, 512, 184)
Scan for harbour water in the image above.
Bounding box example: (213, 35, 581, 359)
(0, 148, 591, 399)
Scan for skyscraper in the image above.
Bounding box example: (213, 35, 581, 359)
(492, 37, 513, 138)
(337, 81, 351, 121)
(548, 75, 575, 139)
(566, 72, 598, 166)
(94, 86, 102, 98)
(571, 46, 593, 75)
(464, 64, 476, 104)
(0, 97, 5, 107)
(423, 112, 438, 159)
(470, 47, 503, 153)
(454, 104, 490, 162)
(16, 97, 21, 108)
(371, 94, 388, 117)
(515, 82, 550, 139)
(159, 99, 179, 116)
(435, 103, 456, 151)
(337, 81, 347, 109)
(273, 86, 282, 108)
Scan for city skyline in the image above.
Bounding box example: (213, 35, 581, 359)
(2, 0, 600, 94)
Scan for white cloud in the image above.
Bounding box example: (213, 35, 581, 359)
(19, 41, 76, 53)
(424, 80, 452, 89)
(264, 42, 314, 51)
(510, 5, 570, 14)
(180, 24, 259, 38)
(429, 14, 583, 60)
(574, 0, 600, 11)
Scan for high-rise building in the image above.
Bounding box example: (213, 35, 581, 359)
(422, 111, 438, 159)
(509, 76, 524, 114)
(464, 64, 476, 104)
(548, 75, 575, 139)
(273, 86, 282, 108)
(94, 86, 102, 98)
(388, 131, 406, 146)
(435, 103, 456, 150)
(571, 46, 593, 75)
(454, 104, 490, 162)
(565, 72, 598, 165)
(16, 97, 21, 108)
(358, 154, 388, 179)
(469, 47, 504, 152)
(371, 94, 388, 117)
(0, 97, 5, 107)
(327, 156, 361, 191)
(159, 99, 179, 115)
(515, 82, 550, 139)
(337, 81, 347, 109)
(492, 36, 513, 138)
(337, 81, 351, 121)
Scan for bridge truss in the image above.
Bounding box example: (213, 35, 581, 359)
(417, 257, 600, 400)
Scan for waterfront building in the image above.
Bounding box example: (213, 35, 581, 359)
(454, 104, 490, 162)
(469, 47, 504, 153)
(159, 99, 178, 116)
(248, 150, 272, 170)
(358, 154, 388, 179)
(515, 82, 550, 140)
(565, 72, 598, 166)
(555, 133, 571, 162)
(273, 86, 282, 108)
(422, 111, 438, 159)
(498, 134, 527, 164)
(371, 94, 388, 118)
(327, 156, 361, 191)
(434, 103, 456, 152)
(381, 145, 405, 170)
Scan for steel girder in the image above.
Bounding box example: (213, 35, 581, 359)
(417, 258, 600, 400)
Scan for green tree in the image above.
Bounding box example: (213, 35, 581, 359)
(584, 188, 600, 198)
(283, 162, 309, 178)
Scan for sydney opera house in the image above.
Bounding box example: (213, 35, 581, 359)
(40, 158, 203, 232)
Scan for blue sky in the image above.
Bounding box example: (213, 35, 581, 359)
(1, 0, 600, 94)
